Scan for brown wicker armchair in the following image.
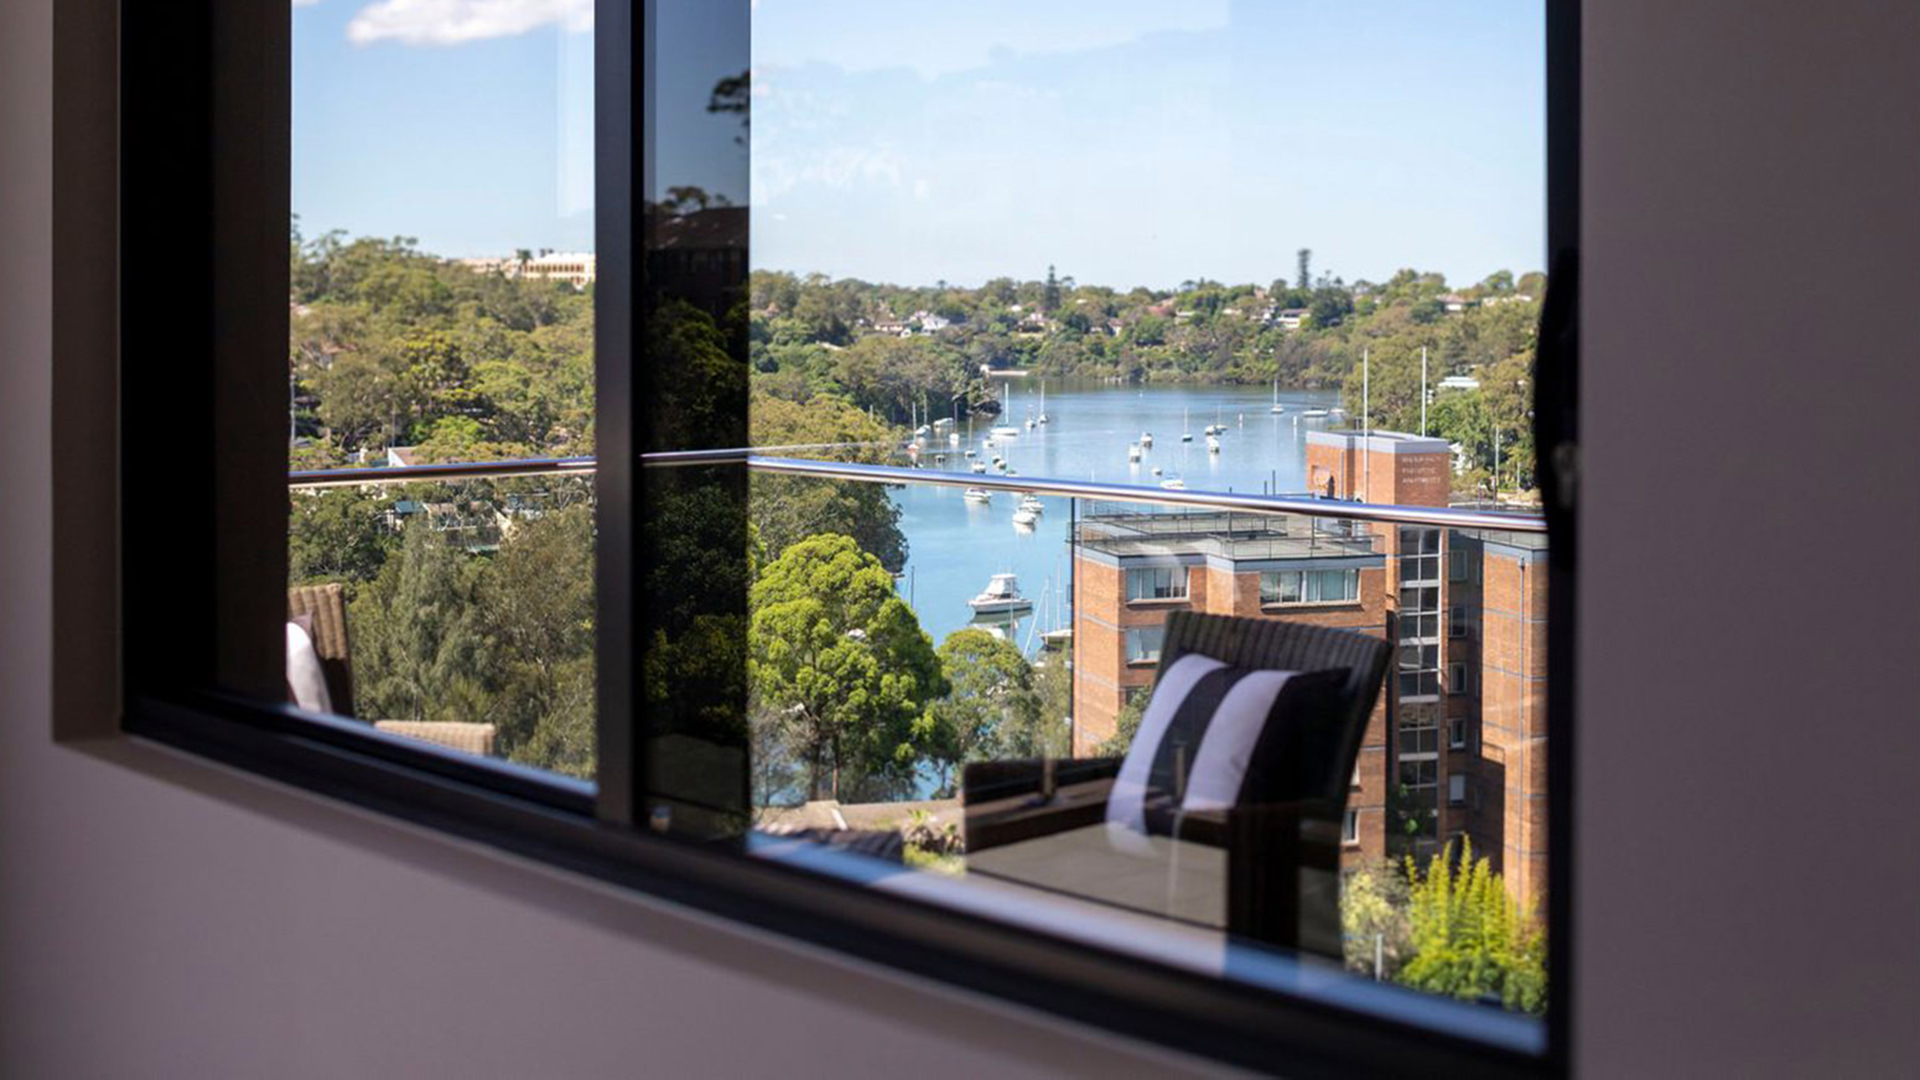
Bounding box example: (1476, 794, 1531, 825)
(962, 611, 1389, 960)
(288, 583, 356, 718)
(286, 584, 498, 758)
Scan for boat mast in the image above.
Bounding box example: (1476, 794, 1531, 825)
(1420, 345, 1429, 437)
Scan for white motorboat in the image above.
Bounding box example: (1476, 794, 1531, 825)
(970, 460, 987, 473)
(963, 448, 976, 459)
(991, 425, 1021, 438)
(964, 488, 992, 504)
(968, 572, 1034, 615)
(1018, 494, 1044, 514)
(1301, 408, 1330, 419)
(1160, 477, 1187, 490)
(1012, 507, 1039, 528)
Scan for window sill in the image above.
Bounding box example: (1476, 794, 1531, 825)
(1125, 597, 1190, 607)
(122, 689, 1552, 1078)
(1259, 601, 1361, 613)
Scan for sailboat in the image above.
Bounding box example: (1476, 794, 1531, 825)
(1036, 382, 1050, 424)
(990, 381, 1021, 438)
(1206, 433, 1221, 454)
(1181, 408, 1193, 442)
(1140, 431, 1154, 448)
(1271, 378, 1285, 413)
(1128, 442, 1142, 463)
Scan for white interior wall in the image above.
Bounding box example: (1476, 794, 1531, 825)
(1575, 2, 1920, 1074)
(4, 1, 1918, 1076)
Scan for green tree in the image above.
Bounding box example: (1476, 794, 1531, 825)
(350, 523, 496, 727)
(288, 488, 397, 590)
(749, 389, 908, 570)
(923, 629, 1043, 795)
(1095, 694, 1148, 757)
(748, 534, 945, 801)
(1399, 839, 1547, 1014)
(1296, 248, 1312, 291)
(1340, 858, 1414, 978)
(1042, 264, 1062, 313)
(482, 503, 596, 769)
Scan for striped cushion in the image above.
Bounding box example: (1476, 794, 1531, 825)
(1108, 654, 1346, 837)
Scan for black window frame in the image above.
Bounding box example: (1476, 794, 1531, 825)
(116, 2, 1580, 1075)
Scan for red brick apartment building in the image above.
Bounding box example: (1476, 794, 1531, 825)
(1072, 430, 1550, 905)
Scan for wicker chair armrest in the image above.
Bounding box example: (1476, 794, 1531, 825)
(961, 757, 1122, 853)
(961, 756, 1122, 805)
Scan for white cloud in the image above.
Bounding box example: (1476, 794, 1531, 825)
(347, 0, 591, 46)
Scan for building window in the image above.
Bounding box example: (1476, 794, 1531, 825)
(1125, 565, 1189, 601)
(1260, 567, 1359, 606)
(1449, 662, 1471, 695)
(1399, 582, 1442, 697)
(1399, 527, 1441, 584)
(1125, 625, 1166, 665)
(1449, 773, 1468, 806)
(1449, 548, 1474, 582)
(1449, 717, 1469, 750)
(1343, 809, 1359, 845)
(1399, 760, 1439, 838)
(1449, 605, 1468, 637)
(1398, 715, 1440, 758)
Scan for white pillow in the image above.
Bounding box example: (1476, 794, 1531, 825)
(286, 621, 334, 714)
(1106, 653, 1305, 835)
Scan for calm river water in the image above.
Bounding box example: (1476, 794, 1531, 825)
(892, 379, 1346, 652)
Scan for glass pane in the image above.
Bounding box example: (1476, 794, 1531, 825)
(726, 0, 1552, 1035)
(287, 2, 595, 778)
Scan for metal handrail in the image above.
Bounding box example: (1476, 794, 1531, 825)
(286, 451, 1548, 533)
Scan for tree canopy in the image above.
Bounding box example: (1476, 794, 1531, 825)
(748, 533, 945, 801)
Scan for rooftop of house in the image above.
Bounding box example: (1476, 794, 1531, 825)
(1075, 506, 1381, 565)
(1306, 430, 1453, 455)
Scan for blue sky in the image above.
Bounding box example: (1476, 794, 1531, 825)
(292, 0, 595, 257)
(296, 1, 1545, 288)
